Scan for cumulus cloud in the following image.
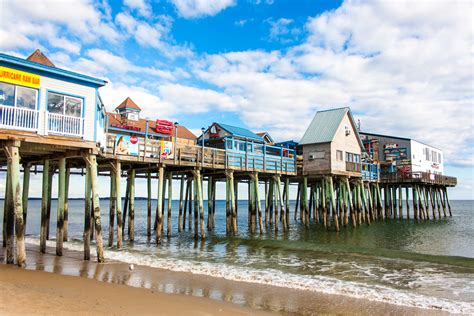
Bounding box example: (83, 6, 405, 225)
(123, 0, 152, 17)
(170, 0, 236, 18)
(0, 0, 119, 53)
(267, 18, 301, 43)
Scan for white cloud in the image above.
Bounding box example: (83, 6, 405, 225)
(170, 0, 236, 18)
(0, 0, 120, 53)
(192, 0, 473, 170)
(267, 18, 300, 42)
(123, 0, 152, 17)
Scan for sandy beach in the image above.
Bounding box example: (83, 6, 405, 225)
(0, 244, 450, 315)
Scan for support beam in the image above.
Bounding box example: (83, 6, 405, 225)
(84, 164, 91, 259)
(22, 163, 30, 236)
(179, 174, 185, 232)
(115, 161, 123, 249)
(108, 171, 116, 247)
(63, 167, 70, 241)
(167, 171, 173, 239)
(56, 157, 66, 256)
(147, 172, 152, 239)
(128, 169, 136, 241)
(3, 169, 10, 248)
(156, 166, 164, 244)
(89, 155, 104, 263)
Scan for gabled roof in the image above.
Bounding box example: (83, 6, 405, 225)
(257, 132, 275, 143)
(217, 123, 264, 142)
(115, 97, 141, 111)
(299, 107, 363, 147)
(26, 49, 55, 67)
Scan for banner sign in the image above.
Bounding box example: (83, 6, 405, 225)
(160, 140, 174, 159)
(0, 66, 40, 89)
(115, 134, 139, 156)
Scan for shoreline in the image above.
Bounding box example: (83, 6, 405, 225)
(0, 244, 449, 315)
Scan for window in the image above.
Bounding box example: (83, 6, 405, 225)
(0, 82, 37, 109)
(336, 150, 343, 161)
(309, 151, 325, 160)
(424, 147, 430, 160)
(345, 152, 360, 163)
(47, 92, 82, 117)
(438, 153, 442, 163)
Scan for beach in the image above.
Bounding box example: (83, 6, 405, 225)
(1, 244, 452, 315)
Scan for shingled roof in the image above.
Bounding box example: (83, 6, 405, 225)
(26, 49, 55, 67)
(115, 97, 141, 111)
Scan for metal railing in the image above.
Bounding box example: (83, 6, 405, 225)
(47, 113, 83, 137)
(0, 105, 39, 132)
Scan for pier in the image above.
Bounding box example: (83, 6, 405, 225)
(1, 50, 457, 267)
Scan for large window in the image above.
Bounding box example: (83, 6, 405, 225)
(0, 82, 37, 109)
(47, 92, 82, 117)
(345, 152, 360, 163)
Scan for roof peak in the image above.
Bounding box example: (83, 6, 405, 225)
(26, 49, 55, 67)
(115, 97, 141, 111)
(317, 106, 349, 113)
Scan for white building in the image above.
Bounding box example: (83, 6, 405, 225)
(360, 132, 444, 175)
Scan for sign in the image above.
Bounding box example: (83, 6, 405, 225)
(160, 140, 174, 159)
(384, 147, 407, 161)
(0, 66, 40, 89)
(111, 123, 141, 131)
(384, 143, 398, 149)
(156, 119, 173, 135)
(431, 163, 439, 169)
(115, 134, 139, 156)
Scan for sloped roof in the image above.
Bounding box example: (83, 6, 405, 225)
(107, 112, 196, 140)
(26, 49, 55, 67)
(299, 107, 362, 147)
(115, 97, 141, 111)
(218, 123, 264, 142)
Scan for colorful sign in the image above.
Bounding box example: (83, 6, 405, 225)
(0, 66, 40, 89)
(384, 143, 398, 149)
(111, 123, 141, 131)
(384, 147, 407, 161)
(160, 140, 174, 159)
(115, 134, 139, 156)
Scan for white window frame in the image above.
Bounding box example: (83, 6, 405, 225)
(47, 91, 83, 118)
(0, 82, 38, 110)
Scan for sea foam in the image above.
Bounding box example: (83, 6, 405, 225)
(25, 237, 474, 314)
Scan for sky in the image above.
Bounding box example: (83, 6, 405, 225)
(0, 0, 473, 199)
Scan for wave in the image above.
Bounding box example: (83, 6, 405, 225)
(24, 237, 474, 314)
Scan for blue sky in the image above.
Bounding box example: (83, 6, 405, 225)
(1, 0, 473, 199)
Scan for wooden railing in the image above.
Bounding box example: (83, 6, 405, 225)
(380, 171, 457, 186)
(47, 113, 83, 137)
(104, 133, 296, 174)
(0, 105, 38, 132)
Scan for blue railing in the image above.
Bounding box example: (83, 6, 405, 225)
(361, 162, 379, 181)
(224, 138, 296, 173)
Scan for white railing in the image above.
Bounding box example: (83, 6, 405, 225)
(0, 105, 39, 132)
(47, 113, 83, 137)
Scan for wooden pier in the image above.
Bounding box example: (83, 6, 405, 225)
(0, 50, 458, 267)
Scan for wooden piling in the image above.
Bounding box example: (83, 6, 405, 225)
(147, 171, 152, 239)
(3, 169, 10, 248)
(5, 143, 26, 266)
(56, 157, 66, 256)
(328, 177, 339, 231)
(122, 174, 130, 235)
(128, 169, 136, 241)
(115, 161, 123, 249)
(285, 177, 290, 229)
(194, 169, 206, 239)
(206, 176, 211, 231)
(156, 166, 164, 244)
(89, 155, 104, 262)
(46, 167, 53, 240)
(193, 172, 199, 239)
(302, 177, 309, 228)
(405, 186, 410, 220)
(5, 157, 14, 263)
(63, 167, 70, 242)
(275, 176, 286, 231)
(83, 164, 91, 259)
(108, 171, 116, 247)
(444, 187, 452, 216)
(22, 164, 30, 236)
(256, 173, 264, 233)
(413, 186, 418, 220)
(249, 174, 257, 234)
(167, 172, 173, 239)
(225, 174, 231, 234)
(183, 177, 189, 231)
(398, 185, 403, 220)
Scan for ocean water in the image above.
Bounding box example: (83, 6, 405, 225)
(6, 199, 474, 313)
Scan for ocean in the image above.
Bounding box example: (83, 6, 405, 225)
(6, 199, 474, 313)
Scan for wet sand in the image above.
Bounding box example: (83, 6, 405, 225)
(0, 244, 448, 315)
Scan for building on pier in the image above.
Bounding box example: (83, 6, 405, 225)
(0, 49, 107, 145)
(360, 132, 444, 175)
(198, 122, 296, 173)
(256, 132, 275, 145)
(105, 97, 196, 157)
(299, 107, 379, 179)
